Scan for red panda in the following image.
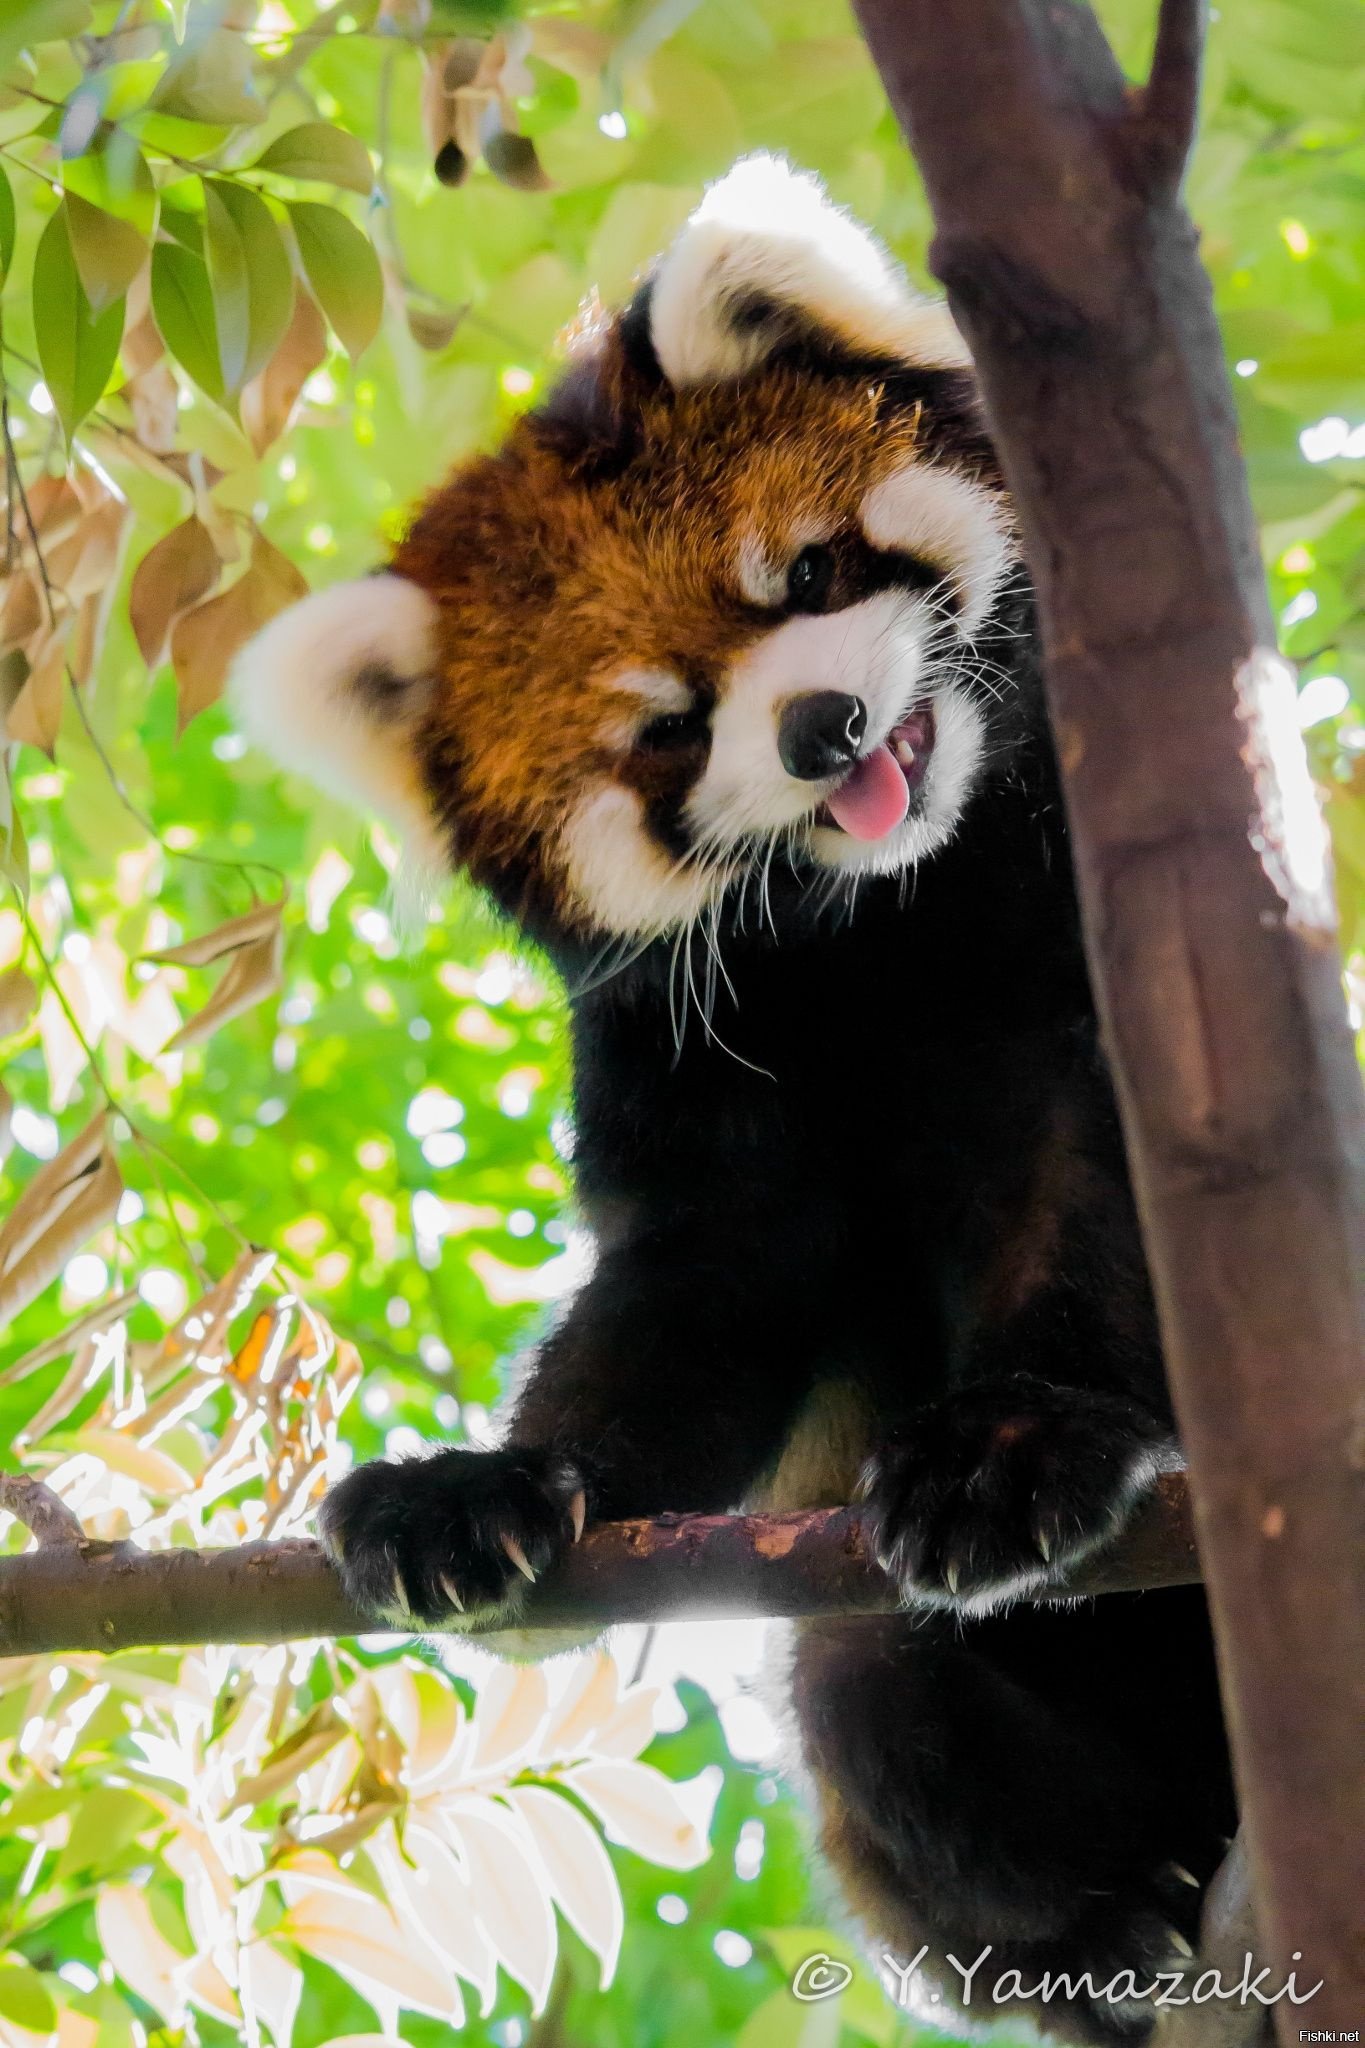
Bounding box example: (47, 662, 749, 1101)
(234, 157, 1234, 2043)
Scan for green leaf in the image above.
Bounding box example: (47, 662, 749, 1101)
(0, 0, 92, 74)
(202, 178, 293, 393)
(150, 238, 224, 404)
(252, 122, 375, 195)
(55, 1785, 159, 1880)
(288, 201, 383, 360)
(150, 28, 263, 126)
(0, 164, 14, 283)
(63, 138, 155, 308)
(63, 191, 149, 315)
(0, 1957, 56, 2035)
(63, 136, 157, 237)
(158, 196, 204, 256)
(31, 201, 125, 446)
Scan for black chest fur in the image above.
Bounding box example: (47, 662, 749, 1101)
(556, 723, 1164, 1435)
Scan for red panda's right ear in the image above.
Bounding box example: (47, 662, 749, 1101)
(230, 571, 448, 877)
(647, 154, 969, 388)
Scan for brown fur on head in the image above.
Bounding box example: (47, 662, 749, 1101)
(233, 156, 1019, 946)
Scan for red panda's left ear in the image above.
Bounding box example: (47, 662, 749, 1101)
(230, 572, 449, 880)
(647, 154, 969, 389)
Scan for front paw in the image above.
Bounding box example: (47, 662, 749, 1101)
(859, 1380, 1174, 1611)
(319, 1445, 587, 1629)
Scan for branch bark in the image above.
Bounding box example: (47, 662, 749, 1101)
(0, 1471, 85, 1548)
(0, 1471, 1197, 1654)
(852, 0, 1365, 2035)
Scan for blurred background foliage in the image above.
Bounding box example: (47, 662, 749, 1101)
(0, 0, 1360, 2043)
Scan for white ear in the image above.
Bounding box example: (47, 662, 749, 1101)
(230, 572, 448, 874)
(648, 154, 970, 388)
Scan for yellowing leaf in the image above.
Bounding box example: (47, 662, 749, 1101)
(31, 203, 125, 448)
(44, 498, 130, 604)
(0, 1112, 122, 1328)
(6, 629, 68, 757)
(443, 1801, 556, 2013)
(560, 1759, 710, 1870)
(240, 287, 328, 455)
(0, 966, 36, 1040)
(129, 516, 221, 668)
(505, 1784, 624, 1987)
(125, 357, 179, 453)
(288, 202, 384, 360)
(238, 1942, 301, 2048)
(542, 1651, 619, 1760)
(469, 1661, 548, 1774)
(94, 1886, 190, 2022)
(171, 532, 306, 728)
(228, 1701, 345, 1812)
(252, 122, 374, 195)
(145, 899, 281, 970)
(277, 1868, 462, 2029)
(144, 898, 284, 1052)
(166, 926, 283, 1051)
(0, 1283, 136, 1386)
(76, 1428, 194, 1496)
(382, 1821, 496, 2011)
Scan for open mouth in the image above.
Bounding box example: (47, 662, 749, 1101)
(818, 703, 936, 841)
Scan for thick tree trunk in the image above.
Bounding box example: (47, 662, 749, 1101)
(852, 1, 1365, 2035)
(0, 1473, 1197, 1653)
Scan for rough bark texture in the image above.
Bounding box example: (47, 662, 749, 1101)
(852, 0, 1365, 2033)
(0, 1471, 1197, 1653)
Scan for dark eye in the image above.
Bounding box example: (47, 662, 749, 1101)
(638, 708, 708, 753)
(786, 543, 836, 614)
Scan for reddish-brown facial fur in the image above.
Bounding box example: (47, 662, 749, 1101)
(392, 336, 1001, 935)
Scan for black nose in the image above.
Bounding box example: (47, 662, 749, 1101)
(777, 691, 868, 781)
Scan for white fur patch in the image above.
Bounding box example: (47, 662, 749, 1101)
(690, 593, 933, 852)
(808, 679, 988, 878)
(229, 573, 447, 874)
(649, 155, 969, 389)
(736, 535, 786, 608)
(561, 782, 718, 939)
(692, 588, 990, 883)
(861, 463, 1016, 637)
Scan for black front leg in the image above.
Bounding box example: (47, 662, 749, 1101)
(859, 1289, 1179, 1611)
(321, 1239, 819, 1628)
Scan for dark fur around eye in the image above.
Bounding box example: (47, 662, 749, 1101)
(637, 708, 710, 753)
(787, 543, 837, 613)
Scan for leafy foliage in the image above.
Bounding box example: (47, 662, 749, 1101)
(0, 0, 1361, 2043)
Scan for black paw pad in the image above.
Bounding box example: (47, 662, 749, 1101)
(319, 1444, 587, 1629)
(859, 1379, 1173, 1610)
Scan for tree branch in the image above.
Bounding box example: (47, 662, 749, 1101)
(0, 1473, 1197, 1655)
(0, 1471, 85, 1548)
(1138, 0, 1205, 193)
(852, 1, 1365, 2036)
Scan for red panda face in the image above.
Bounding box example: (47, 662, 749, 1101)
(235, 158, 1020, 946)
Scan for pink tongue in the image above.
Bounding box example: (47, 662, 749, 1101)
(825, 743, 911, 841)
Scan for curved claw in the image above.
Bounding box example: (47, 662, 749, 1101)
(501, 1533, 537, 1583)
(437, 1572, 465, 1613)
(568, 1488, 587, 1544)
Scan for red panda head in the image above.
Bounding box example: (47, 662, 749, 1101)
(233, 158, 1020, 947)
